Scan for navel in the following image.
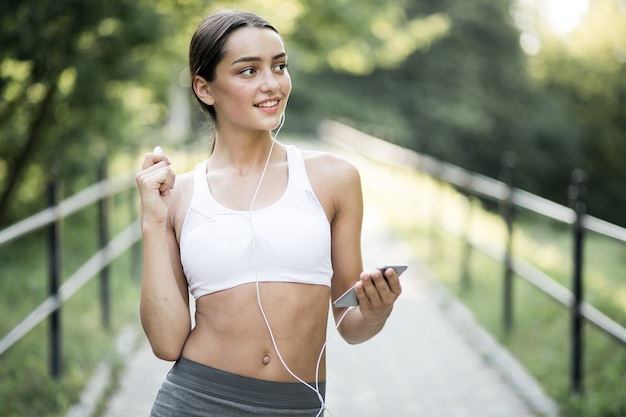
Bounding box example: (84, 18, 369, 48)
(262, 354, 271, 366)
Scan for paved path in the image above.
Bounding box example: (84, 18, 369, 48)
(89, 204, 558, 417)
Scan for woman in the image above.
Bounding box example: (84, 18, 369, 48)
(135, 10, 402, 417)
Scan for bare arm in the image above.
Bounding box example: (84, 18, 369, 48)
(136, 151, 191, 360)
(309, 153, 401, 344)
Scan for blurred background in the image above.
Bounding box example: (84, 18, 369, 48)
(1, 1, 625, 417)
(1, 0, 625, 227)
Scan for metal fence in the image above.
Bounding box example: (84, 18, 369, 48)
(320, 120, 626, 396)
(0, 161, 140, 378)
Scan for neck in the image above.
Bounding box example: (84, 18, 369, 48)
(248, 139, 276, 211)
(210, 131, 276, 174)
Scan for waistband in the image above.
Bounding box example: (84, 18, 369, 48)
(168, 357, 326, 409)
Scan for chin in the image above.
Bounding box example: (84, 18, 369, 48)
(264, 117, 284, 132)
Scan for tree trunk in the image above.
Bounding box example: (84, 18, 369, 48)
(0, 82, 57, 226)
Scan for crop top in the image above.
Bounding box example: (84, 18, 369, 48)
(179, 145, 333, 299)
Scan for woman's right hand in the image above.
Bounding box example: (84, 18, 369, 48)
(135, 148, 176, 225)
(136, 148, 191, 359)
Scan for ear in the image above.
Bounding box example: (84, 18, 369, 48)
(192, 75, 215, 106)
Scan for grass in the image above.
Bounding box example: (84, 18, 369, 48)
(349, 151, 626, 417)
(0, 141, 201, 417)
(0, 187, 142, 417)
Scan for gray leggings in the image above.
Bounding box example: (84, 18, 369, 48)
(150, 357, 326, 417)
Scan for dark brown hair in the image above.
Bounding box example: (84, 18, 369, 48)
(189, 10, 279, 122)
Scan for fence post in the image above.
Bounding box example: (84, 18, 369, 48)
(428, 179, 443, 264)
(98, 159, 111, 331)
(500, 152, 516, 333)
(569, 169, 587, 396)
(130, 185, 140, 281)
(459, 194, 474, 291)
(47, 178, 63, 379)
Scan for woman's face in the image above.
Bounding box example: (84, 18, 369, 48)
(200, 27, 291, 133)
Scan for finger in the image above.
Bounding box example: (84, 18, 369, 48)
(141, 152, 171, 170)
(368, 268, 392, 295)
(364, 268, 402, 305)
(381, 268, 402, 295)
(137, 164, 176, 195)
(158, 170, 176, 195)
(137, 162, 173, 188)
(147, 166, 176, 195)
(360, 273, 384, 305)
(353, 280, 372, 307)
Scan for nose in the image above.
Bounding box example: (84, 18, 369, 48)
(260, 70, 280, 92)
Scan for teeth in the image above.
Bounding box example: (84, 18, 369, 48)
(256, 100, 278, 108)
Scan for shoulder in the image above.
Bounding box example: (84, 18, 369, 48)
(168, 169, 196, 236)
(172, 169, 195, 200)
(301, 149, 361, 187)
(299, 149, 362, 219)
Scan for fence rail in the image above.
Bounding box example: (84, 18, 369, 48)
(320, 120, 626, 395)
(0, 165, 140, 377)
(0, 172, 135, 247)
(0, 220, 140, 356)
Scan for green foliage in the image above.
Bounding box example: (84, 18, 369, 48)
(196, 0, 625, 227)
(0, 190, 141, 417)
(0, 0, 176, 224)
(2, 0, 624, 228)
(516, 0, 626, 225)
(0, 0, 449, 226)
(286, 0, 582, 208)
(206, 0, 450, 74)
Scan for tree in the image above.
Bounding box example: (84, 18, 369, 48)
(0, 0, 175, 225)
(6, 0, 619, 225)
(287, 0, 580, 203)
(0, 0, 455, 225)
(518, 0, 626, 224)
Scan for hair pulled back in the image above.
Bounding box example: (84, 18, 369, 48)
(189, 10, 279, 121)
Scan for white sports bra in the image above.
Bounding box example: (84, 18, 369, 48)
(179, 145, 333, 299)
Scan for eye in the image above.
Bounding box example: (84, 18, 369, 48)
(240, 67, 256, 76)
(274, 63, 288, 72)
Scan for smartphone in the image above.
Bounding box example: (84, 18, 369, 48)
(332, 264, 407, 308)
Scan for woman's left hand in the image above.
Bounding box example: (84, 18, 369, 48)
(354, 267, 402, 325)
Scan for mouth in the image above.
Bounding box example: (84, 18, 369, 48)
(254, 99, 279, 108)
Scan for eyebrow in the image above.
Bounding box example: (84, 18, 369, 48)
(231, 52, 287, 66)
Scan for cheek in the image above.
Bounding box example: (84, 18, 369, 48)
(213, 86, 248, 111)
(281, 74, 292, 97)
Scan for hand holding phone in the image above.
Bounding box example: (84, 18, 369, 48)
(333, 264, 407, 308)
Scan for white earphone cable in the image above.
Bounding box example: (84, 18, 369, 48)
(246, 111, 351, 416)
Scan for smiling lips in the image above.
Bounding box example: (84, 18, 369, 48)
(255, 99, 280, 111)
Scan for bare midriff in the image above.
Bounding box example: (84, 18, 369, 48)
(181, 282, 330, 383)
